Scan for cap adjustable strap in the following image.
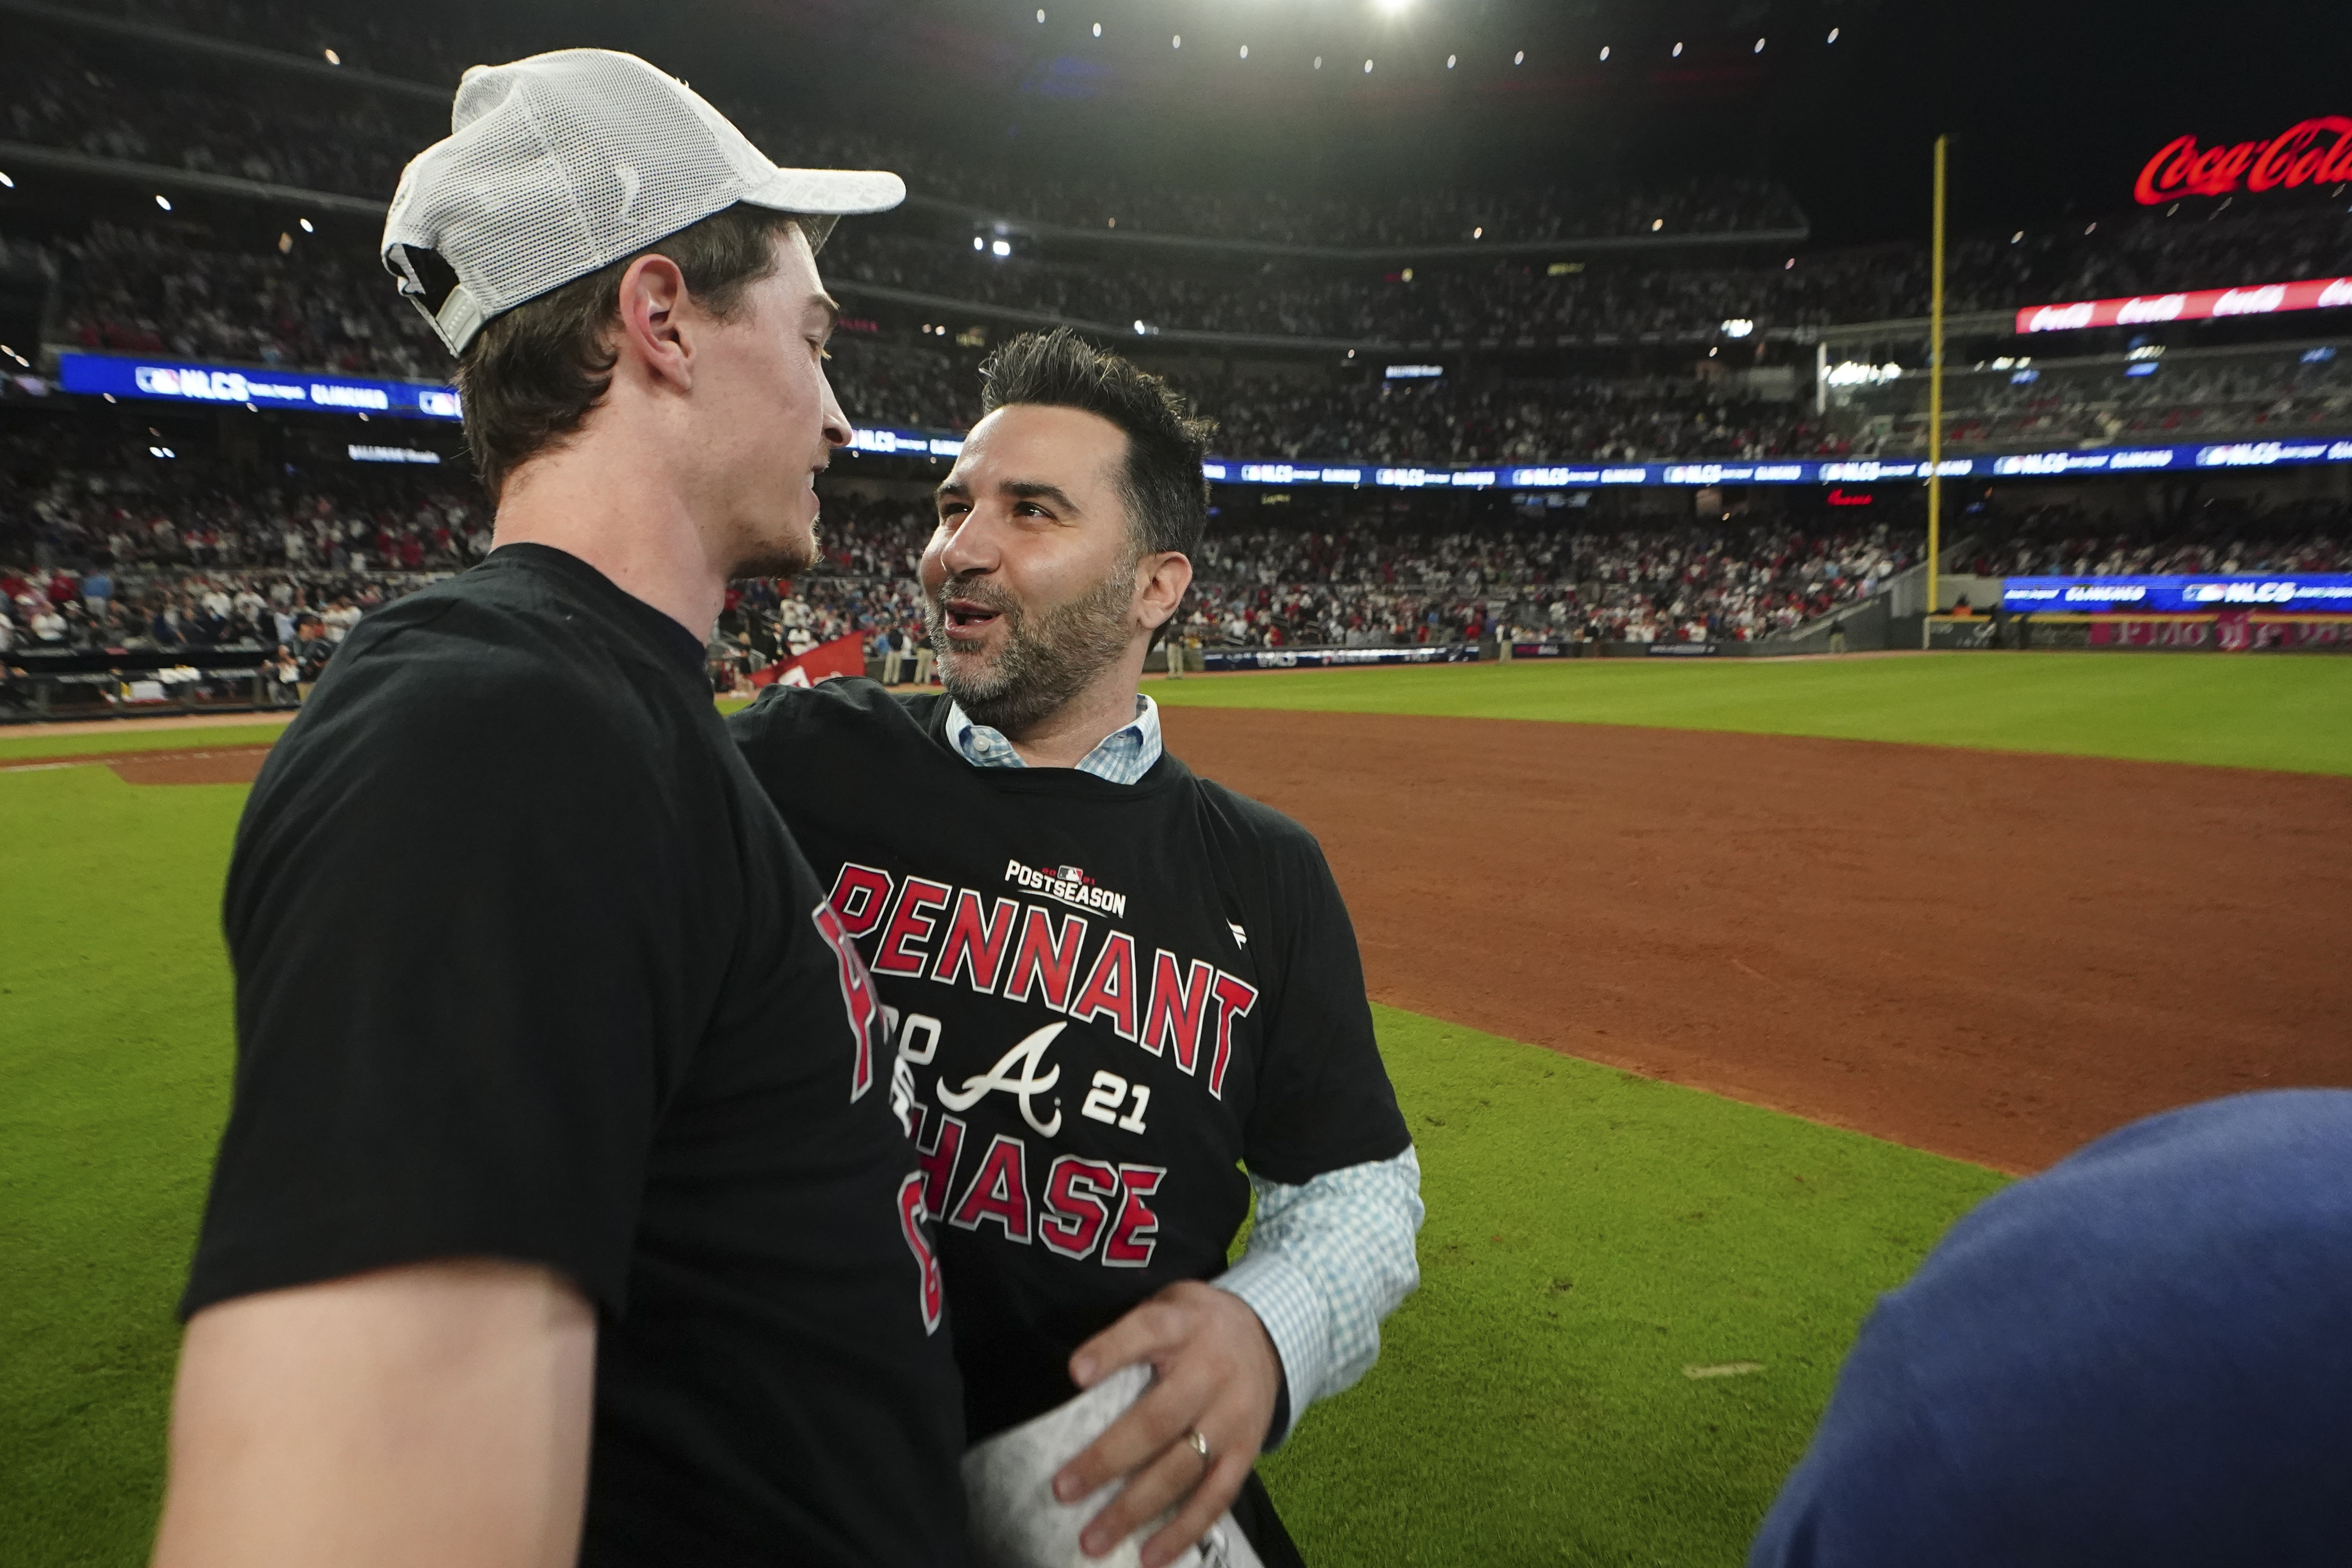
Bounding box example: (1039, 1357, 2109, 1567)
(386, 242, 488, 355)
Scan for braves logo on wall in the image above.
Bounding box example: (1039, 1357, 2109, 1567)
(2135, 116, 2352, 204)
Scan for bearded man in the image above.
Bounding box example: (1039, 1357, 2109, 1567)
(730, 329, 1423, 1568)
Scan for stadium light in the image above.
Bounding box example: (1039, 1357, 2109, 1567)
(1754, 37, 1765, 52)
(1036, 9, 1044, 20)
(1240, 44, 1249, 58)
(1651, 217, 1664, 230)
(1172, 34, 1180, 47)
(1091, 22, 1101, 37)
(155, 194, 172, 211)
(1672, 41, 1683, 56)
(1446, 54, 1455, 67)
(973, 236, 984, 250)
(1472, 226, 1483, 239)
(0, 172, 13, 189)
(2011, 231, 2023, 243)
(991, 239, 1012, 257)
(323, 48, 340, 65)
(1598, 45, 1610, 60)
(299, 217, 314, 233)
(1364, 59, 1374, 72)
(1722, 318, 1755, 338)
(1314, 56, 1323, 68)
(1133, 320, 1147, 334)
(1514, 50, 1525, 64)
(1828, 27, 1840, 42)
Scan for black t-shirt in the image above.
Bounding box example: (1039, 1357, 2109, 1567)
(728, 680, 1410, 1442)
(185, 545, 969, 1568)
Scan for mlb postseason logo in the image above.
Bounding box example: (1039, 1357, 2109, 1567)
(1004, 859, 1129, 919)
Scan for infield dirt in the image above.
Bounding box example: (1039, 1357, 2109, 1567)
(1161, 706, 2352, 1174)
(0, 745, 272, 784)
(34, 707, 2349, 1175)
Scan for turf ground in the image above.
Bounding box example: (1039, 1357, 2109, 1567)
(4, 653, 2330, 1564)
(1155, 652, 2352, 776)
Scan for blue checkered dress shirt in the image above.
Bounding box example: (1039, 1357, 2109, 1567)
(943, 694, 1424, 1443)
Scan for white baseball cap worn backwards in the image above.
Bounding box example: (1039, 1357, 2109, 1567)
(383, 48, 904, 355)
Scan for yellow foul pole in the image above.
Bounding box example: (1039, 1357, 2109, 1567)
(1927, 134, 1947, 631)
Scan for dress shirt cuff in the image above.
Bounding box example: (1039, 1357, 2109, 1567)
(1214, 1248, 1328, 1452)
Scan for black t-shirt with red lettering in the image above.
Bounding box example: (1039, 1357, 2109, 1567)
(729, 679, 1410, 1441)
(183, 545, 968, 1567)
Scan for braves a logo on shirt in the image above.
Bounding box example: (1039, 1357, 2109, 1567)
(938, 1022, 1067, 1135)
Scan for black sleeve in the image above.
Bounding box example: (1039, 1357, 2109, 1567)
(1234, 816, 1412, 1185)
(183, 651, 698, 1321)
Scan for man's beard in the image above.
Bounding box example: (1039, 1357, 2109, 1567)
(928, 561, 1137, 736)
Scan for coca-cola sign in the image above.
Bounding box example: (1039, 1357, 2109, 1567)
(2134, 117, 2352, 204)
(2017, 275, 2352, 334)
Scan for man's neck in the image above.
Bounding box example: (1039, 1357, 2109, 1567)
(489, 452, 726, 643)
(998, 656, 1147, 769)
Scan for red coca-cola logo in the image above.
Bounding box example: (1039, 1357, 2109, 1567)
(2135, 117, 2352, 204)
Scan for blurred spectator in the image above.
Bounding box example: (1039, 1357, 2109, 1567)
(1750, 1091, 2352, 1568)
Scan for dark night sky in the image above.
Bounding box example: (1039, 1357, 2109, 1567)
(1776, 0, 2352, 244)
(558, 0, 2352, 247)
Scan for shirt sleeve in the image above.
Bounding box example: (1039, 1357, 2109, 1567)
(1237, 825, 1413, 1183)
(1215, 1146, 1424, 1448)
(183, 650, 701, 1322)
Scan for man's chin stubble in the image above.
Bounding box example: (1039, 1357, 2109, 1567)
(730, 517, 822, 581)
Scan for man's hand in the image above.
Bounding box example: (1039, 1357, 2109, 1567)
(1052, 1281, 1281, 1568)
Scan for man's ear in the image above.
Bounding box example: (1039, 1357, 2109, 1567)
(1135, 551, 1194, 634)
(612, 253, 694, 393)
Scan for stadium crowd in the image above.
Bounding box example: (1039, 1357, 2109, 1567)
(1962, 495, 2352, 579)
(1841, 349, 2352, 454)
(1191, 372, 1845, 464)
(34, 197, 2352, 394)
(11, 452, 2352, 707)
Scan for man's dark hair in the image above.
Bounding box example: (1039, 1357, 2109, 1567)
(977, 328, 1213, 561)
(456, 205, 802, 497)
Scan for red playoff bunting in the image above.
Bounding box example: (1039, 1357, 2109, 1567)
(751, 630, 867, 688)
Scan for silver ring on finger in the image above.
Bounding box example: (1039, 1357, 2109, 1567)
(1187, 1429, 1211, 1467)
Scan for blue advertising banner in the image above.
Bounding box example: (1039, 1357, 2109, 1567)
(56, 350, 2352, 489)
(1200, 442, 2352, 491)
(1200, 644, 1484, 672)
(2002, 574, 2352, 613)
(59, 352, 462, 422)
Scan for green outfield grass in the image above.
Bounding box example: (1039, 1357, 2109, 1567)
(0, 719, 292, 763)
(0, 760, 2010, 1566)
(1154, 653, 2352, 775)
(0, 766, 244, 1567)
(1263, 1008, 2005, 1567)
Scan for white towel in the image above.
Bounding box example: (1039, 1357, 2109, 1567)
(961, 1364, 1265, 1568)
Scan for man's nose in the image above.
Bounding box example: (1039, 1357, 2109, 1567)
(935, 507, 1001, 579)
(819, 376, 851, 450)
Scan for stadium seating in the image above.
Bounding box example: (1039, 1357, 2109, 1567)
(3, 0, 2351, 693)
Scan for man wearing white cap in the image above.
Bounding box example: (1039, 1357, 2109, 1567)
(153, 51, 969, 1568)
